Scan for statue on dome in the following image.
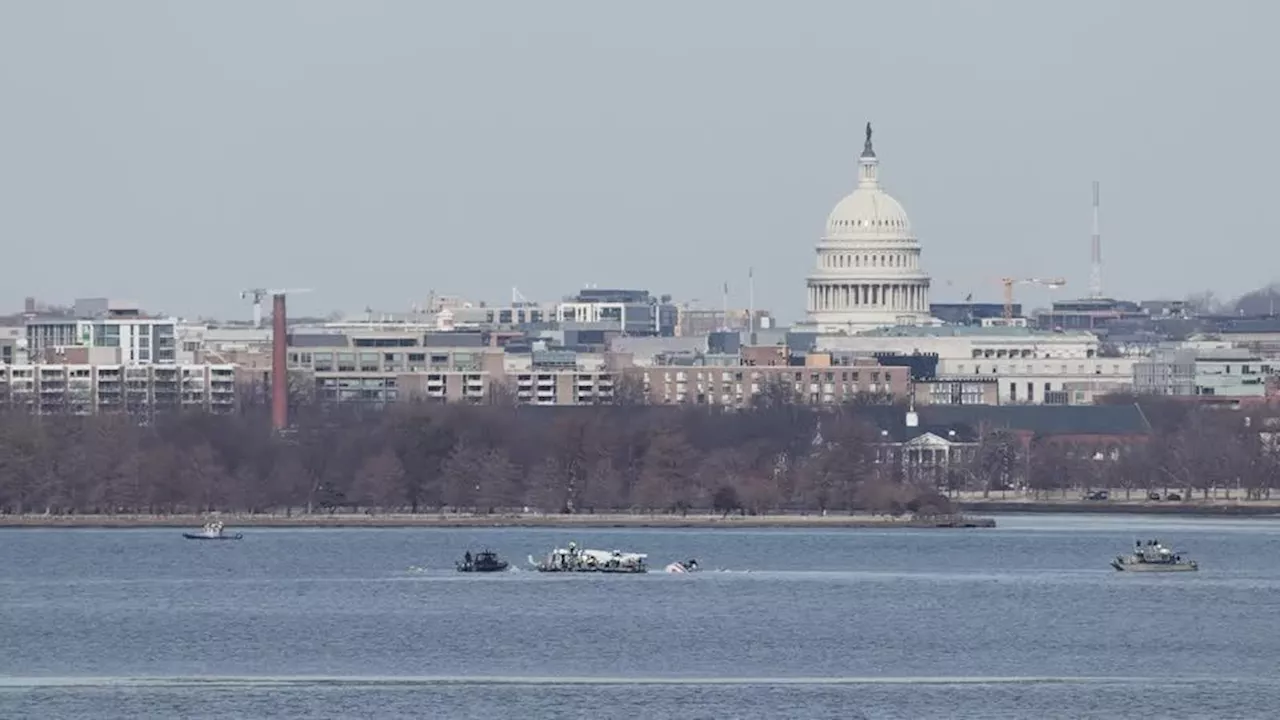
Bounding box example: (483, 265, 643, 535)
(862, 122, 875, 157)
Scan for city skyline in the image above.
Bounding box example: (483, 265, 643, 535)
(3, 1, 1278, 322)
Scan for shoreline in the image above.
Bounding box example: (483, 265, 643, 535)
(0, 513, 996, 530)
(955, 500, 1280, 517)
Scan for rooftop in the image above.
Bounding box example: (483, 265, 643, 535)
(857, 404, 1153, 438)
(856, 325, 1097, 339)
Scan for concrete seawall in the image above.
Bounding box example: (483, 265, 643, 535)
(0, 513, 996, 530)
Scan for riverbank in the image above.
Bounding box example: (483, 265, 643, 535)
(956, 500, 1280, 517)
(0, 512, 996, 530)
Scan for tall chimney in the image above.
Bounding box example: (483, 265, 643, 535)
(272, 293, 288, 431)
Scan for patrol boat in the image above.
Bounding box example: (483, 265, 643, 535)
(529, 542, 648, 573)
(1111, 539, 1198, 572)
(456, 549, 510, 573)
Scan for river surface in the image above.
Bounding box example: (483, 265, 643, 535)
(3, 514, 1280, 719)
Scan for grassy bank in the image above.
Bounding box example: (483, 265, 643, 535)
(0, 512, 995, 530)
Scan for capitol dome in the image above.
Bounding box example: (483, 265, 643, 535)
(825, 184, 912, 238)
(804, 123, 933, 333)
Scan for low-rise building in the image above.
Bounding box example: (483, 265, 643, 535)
(0, 363, 237, 414)
(815, 326, 1133, 404)
(856, 403, 1154, 488)
(0, 324, 25, 365)
(1133, 345, 1273, 398)
(556, 288, 678, 337)
(1199, 317, 1280, 358)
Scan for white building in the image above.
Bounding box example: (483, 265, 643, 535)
(816, 326, 1135, 404)
(805, 124, 934, 333)
(1134, 344, 1272, 398)
(25, 299, 177, 365)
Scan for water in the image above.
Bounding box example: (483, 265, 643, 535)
(3, 514, 1280, 719)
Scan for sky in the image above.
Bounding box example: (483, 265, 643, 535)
(1, 0, 1276, 323)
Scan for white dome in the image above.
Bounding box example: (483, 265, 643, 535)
(825, 189, 912, 238)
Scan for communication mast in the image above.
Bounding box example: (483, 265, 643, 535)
(1089, 181, 1103, 298)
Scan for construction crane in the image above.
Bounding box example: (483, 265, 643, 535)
(999, 277, 1066, 322)
(241, 288, 312, 327)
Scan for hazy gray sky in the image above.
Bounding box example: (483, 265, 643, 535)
(1, 1, 1275, 322)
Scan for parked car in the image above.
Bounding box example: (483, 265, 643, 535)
(1084, 490, 1109, 501)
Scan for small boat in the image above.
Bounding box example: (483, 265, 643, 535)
(529, 542, 648, 573)
(182, 521, 243, 541)
(1111, 539, 1197, 572)
(664, 559, 699, 574)
(456, 549, 510, 573)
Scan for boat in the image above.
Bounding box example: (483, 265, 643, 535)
(456, 549, 510, 573)
(528, 542, 648, 573)
(182, 521, 243, 541)
(664, 559, 699, 573)
(1111, 539, 1197, 572)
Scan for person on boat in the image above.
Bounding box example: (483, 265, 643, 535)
(464, 550, 472, 567)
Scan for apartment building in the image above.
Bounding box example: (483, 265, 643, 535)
(286, 330, 618, 405)
(637, 355, 910, 407)
(0, 363, 237, 414)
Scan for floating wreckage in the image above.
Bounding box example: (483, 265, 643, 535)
(529, 542, 648, 573)
(664, 559, 699, 573)
(182, 520, 242, 541)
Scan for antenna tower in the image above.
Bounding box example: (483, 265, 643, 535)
(1089, 180, 1103, 298)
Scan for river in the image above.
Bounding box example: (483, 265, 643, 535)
(3, 514, 1279, 719)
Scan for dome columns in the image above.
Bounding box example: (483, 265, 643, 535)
(808, 281, 930, 313)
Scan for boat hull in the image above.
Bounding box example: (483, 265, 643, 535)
(1111, 560, 1197, 572)
(182, 533, 243, 541)
(456, 563, 509, 573)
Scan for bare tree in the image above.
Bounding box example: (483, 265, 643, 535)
(973, 428, 1022, 497)
(351, 447, 406, 511)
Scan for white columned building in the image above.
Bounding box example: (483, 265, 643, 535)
(805, 123, 933, 334)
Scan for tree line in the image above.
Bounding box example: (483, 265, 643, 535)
(0, 393, 1276, 516)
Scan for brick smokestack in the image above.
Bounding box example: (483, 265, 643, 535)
(272, 292, 288, 431)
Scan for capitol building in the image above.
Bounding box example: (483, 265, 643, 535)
(805, 124, 937, 334)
